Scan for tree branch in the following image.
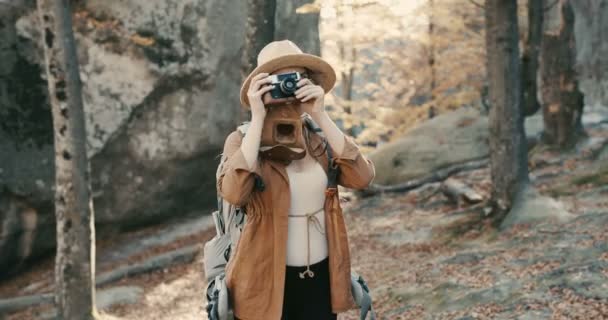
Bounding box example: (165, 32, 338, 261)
(467, 0, 485, 9)
(544, 0, 560, 12)
(357, 158, 489, 197)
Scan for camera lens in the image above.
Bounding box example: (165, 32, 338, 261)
(280, 78, 297, 95)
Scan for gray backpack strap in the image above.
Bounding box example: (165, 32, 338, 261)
(205, 126, 252, 320)
(351, 272, 376, 320)
(237, 122, 250, 135)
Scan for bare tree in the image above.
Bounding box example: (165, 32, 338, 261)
(336, 0, 356, 105)
(428, 0, 436, 118)
(521, 0, 544, 116)
(485, 0, 529, 218)
(37, 0, 98, 318)
(539, 0, 585, 148)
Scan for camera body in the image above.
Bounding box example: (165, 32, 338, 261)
(259, 103, 306, 162)
(258, 71, 312, 161)
(263, 72, 302, 105)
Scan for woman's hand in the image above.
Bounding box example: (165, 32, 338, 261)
(247, 73, 274, 120)
(295, 78, 325, 115)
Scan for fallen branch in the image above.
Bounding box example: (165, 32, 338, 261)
(583, 136, 608, 160)
(0, 293, 54, 313)
(0, 246, 201, 313)
(441, 178, 484, 205)
(467, 0, 484, 9)
(96, 245, 200, 286)
(444, 202, 489, 216)
(358, 158, 489, 197)
(97, 215, 213, 265)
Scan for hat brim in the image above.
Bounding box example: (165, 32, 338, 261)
(240, 53, 336, 108)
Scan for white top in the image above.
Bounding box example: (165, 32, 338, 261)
(285, 159, 329, 266)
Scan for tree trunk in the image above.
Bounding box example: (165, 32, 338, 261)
(336, 1, 356, 104)
(340, 46, 356, 102)
(240, 0, 276, 122)
(521, 0, 543, 116)
(485, 0, 529, 218)
(242, 0, 276, 79)
(428, 0, 436, 119)
(275, 0, 321, 56)
(540, 0, 585, 148)
(37, 1, 98, 319)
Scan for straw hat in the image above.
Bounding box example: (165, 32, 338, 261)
(240, 40, 336, 108)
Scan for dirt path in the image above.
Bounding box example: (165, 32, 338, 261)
(3, 127, 608, 320)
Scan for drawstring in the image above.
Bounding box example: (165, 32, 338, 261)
(288, 207, 325, 279)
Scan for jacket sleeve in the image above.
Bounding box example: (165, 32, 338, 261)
(217, 130, 263, 206)
(329, 134, 376, 189)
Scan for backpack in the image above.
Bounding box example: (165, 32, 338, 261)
(203, 115, 376, 320)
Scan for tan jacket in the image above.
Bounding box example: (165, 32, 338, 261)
(217, 124, 376, 320)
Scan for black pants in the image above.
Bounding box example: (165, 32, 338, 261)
(281, 257, 337, 320)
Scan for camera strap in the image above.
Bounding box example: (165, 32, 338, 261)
(326, 141, 339, 189)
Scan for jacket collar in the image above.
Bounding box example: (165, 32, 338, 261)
(266, 126, 328, 185)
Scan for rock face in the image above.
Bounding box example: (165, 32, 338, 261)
(0, 0, 248, 275)
(570, 1, 608, 107)
(368, 108, 489, 186)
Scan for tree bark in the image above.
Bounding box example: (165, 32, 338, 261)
(428, 0, 436, 119)
(37, 0, 98, 319)
(240, 0, 276, 122)
(521, 0, 544, 116)
(336, 1, 356, 104)
(540, 0, 585, 148)
(242, 0, 276, 79)
(274, 0, 321, 56)
(340, 46, 356, 102)
(485, 0, 529, 217)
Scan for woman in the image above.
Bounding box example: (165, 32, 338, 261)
(218, 40, 375, 320)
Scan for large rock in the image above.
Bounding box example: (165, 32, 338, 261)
(368, 108, 489, 185)
(367, 104, 606, 187)
(0, 0, 247, 275)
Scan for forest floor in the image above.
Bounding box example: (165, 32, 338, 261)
(1, 124, 608, 320)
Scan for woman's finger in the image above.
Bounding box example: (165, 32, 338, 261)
(300, 93, 319, 102)
(300, 89, 323, 102)
(249, 73, 270, 88)
(295, 85, 318, 96)
(251, 72, 269, 82)
(296, 78, 313, 88)
(254, 84, 276, 97)
(295, 87, 319, 99)
(250, 76, 273, 93)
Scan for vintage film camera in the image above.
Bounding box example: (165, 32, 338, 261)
(262, 71, 302, 105)
(259, 71, 309, 162)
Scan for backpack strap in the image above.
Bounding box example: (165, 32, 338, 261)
(235, 121, 265, 192)
(302, 115, 340, 188)
(214, 121, 252, 232)
(237, 122, 250, 135)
